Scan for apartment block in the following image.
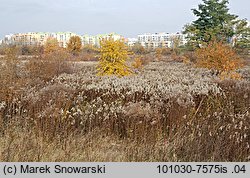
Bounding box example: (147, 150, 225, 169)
(2, 32, 78, 48)
(52, 32, 78, 48)
(127, 38, 138, 47)
(138, 32, 187, 49)
(81, 33, 124, 47)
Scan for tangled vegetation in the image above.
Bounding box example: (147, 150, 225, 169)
(0, 49, 249, 161)
(0, 0, 249, 163)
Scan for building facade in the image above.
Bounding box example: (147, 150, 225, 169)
(81, 33, 124, 47)
(138, 32, 187, 49)
(1, 31, 187, 49)
(2, 32, 78, 48)
(126, 38, 138, 47)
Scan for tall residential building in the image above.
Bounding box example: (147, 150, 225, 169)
(2, 32, 78, 48)
(127, 38, 138, 47)
(138, 32, 187, 49)
(2, 34, 15, 45)
(52, 32, 78, 48)
(81, 33, 124, 47)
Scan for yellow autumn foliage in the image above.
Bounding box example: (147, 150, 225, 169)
(155, 48, 163, 59)
(97, 38, 132, 77)
(132, 56, 143, 69)
(44, 37, 60, 54)
(67, 36, 82, 55)
(195, 40, 244, 80)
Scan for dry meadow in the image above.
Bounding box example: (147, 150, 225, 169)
(0, 54, 249, 162)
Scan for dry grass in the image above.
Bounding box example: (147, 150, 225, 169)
(0, 125, 172, 162)
(0, 51, 249, 162)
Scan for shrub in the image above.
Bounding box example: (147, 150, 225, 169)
(67, 36, 82, 55)
(21, 45, 44, 55)
(0, 48, 25, 101)
(155, 48, 173, 60)
(132, 56, 143, 70)
(195, 41, 244, 79)
(130, 43, 147, 55)
(170, 53, 187, 63)
(155, 48, 163, 59)
(1, 45, 22, 56)
(183, 51, 197, 63)
(79, 52, 98, 61)
(26, 50, 73, 82)
(82, 44, 99, 54)
(161, 48, 172, 56)
(44, 38, 60, 54)
(79, 44, 99, 61)
(97, 38, 132, 77)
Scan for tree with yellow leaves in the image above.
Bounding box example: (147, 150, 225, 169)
(97, 37, 132, 77)
(44, 37, 60, 54)
(67, 36, 82, 55)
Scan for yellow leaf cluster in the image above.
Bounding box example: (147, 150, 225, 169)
(132, 56, 143, 69)
(44, 37, 60, 54)
(155, 48, 163, 59)
(97, 38, 132, 77)
(182, 56, 190, 64)
(195, 41, 244, 80)
(67, 36, 82, 54)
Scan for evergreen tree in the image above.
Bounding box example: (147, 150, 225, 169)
(184, 0, 249, 48)
(234, 19, 250, 51)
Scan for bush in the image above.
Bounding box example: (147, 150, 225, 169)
(21, 45, 44, 55)
(82, 44, 99, 54)
(195, 41, 244, 79)
(132, 56, 143, 70)
(44, 38, 61, 54)
(0, 45, 22, 56)
(79, 45, 99, 61)
(130, 43, 147, 55)
(155, 48, 163, 59)
(183, 51, 197, 63)
(155, 48, 173, 60)
(97, 38, 132, 77)
(67, 36, 82, 55)
(26, 50, 73, 82)
(0, 48, 25, 101)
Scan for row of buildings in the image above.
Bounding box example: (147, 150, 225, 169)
(0, 32, 188, 49)
(129, 32, 188, 48)
(1, 32, 78, 48)
(0, 32, 124, 48)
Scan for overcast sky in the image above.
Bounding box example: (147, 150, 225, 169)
(0, 0, 249, 39)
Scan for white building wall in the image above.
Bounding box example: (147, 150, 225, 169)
(1, 32, 79, 48)
(127, 38, 138, 47)
(137, 32, 187, 49)
(81, 33, 124, 48)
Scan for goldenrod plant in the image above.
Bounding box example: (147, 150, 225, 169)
(97, 37, 132, 77)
